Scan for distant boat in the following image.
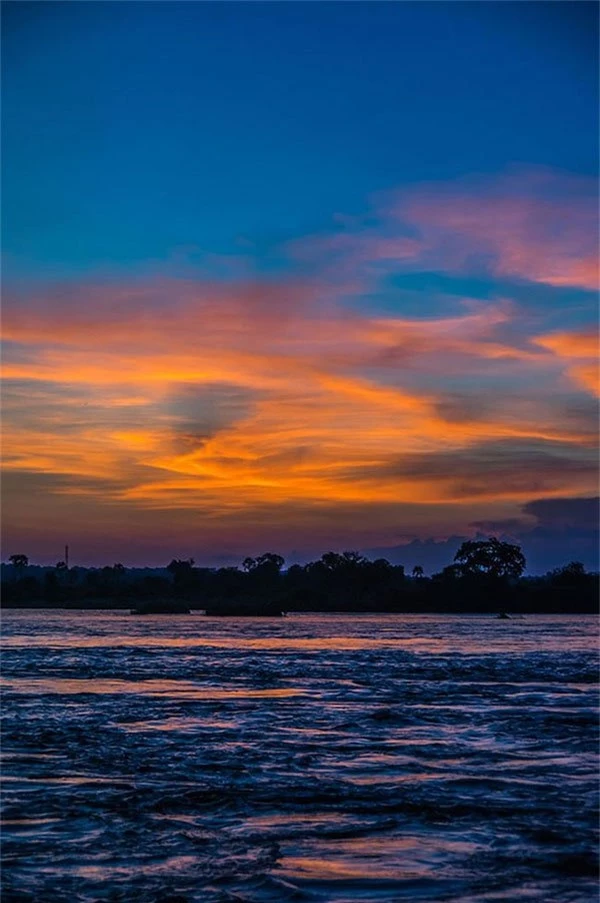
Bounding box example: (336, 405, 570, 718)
(496, 612, 511, 620)
(130, 601, 191, 615)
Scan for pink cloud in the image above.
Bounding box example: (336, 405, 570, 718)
(291, 167, 598, 292)
(391, 167, 599, 290)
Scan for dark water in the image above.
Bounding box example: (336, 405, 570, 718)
(1, 611, 598, 902)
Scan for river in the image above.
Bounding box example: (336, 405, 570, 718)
(1, 610, 598, 902)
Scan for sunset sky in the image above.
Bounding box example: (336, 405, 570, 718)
(2, 2, 598, 570)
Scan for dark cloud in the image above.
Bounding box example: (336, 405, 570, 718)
(364, 496, 600, 575)
(469, 517, 530, 534)
(1, 342, 48, 364)
(163, 383, 259, 443)
(1, 470, 129, 497)
(469, 495, 600, 574)
(515, 496, 599, 572)
(3, 377, 72, 397)
(435, 392, 597, 437)
(2, 378, 150, 435)
(434, 393, 490, 424)
(523, 496, 599, 530)
(521, 528, 598, 574)
(340, 439, 597, 498)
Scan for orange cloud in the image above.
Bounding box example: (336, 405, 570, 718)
(533, 329, 599, 396)
(2, 280, 596, 528)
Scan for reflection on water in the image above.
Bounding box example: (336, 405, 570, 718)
(0, 677, 306, 699)
(1, 611, 598, 902)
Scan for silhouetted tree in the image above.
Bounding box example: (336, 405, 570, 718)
(167, 558, 195, 597)
(8, 554, 28, 583)
(257, 553, 285, 573)
(320, 552, 345, 572)
(167, 558, 195, 577)
(240, 553, 285, 603)
(548, 561, 587, 587)
(454, 537, 525, 579)
(412, 565, 424, 579)
(341, 550, 365, 565)
(242, 553, 284, 575)
(320, 550, 366, 572)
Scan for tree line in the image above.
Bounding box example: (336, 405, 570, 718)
(2, 539, 598, 613)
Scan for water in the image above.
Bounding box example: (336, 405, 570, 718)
(1, 611, 598, 902)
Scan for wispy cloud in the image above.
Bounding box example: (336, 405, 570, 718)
(292, 166, 598, 293)
(393, 167, 598, 291)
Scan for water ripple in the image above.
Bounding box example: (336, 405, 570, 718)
(1, 612, 598, 902)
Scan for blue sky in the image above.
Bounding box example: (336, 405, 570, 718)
(3, 2, 598, 276)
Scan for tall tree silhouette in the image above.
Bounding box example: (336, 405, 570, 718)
(454, 538, 526, 579)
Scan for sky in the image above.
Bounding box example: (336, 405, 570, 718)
(2, 1, 598, 571)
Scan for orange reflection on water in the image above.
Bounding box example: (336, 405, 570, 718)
(0, 633, 453, 653)
(122, 716, 240, 732)
(70, 856, 201, 880)
(1, 818, 59, 826)
(280, 834, 476, 881)
(0, 677, 307, 699)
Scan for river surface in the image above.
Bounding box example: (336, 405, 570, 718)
(1, 611, 598, 902)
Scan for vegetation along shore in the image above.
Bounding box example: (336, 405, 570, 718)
(2, 539, 597, 615)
